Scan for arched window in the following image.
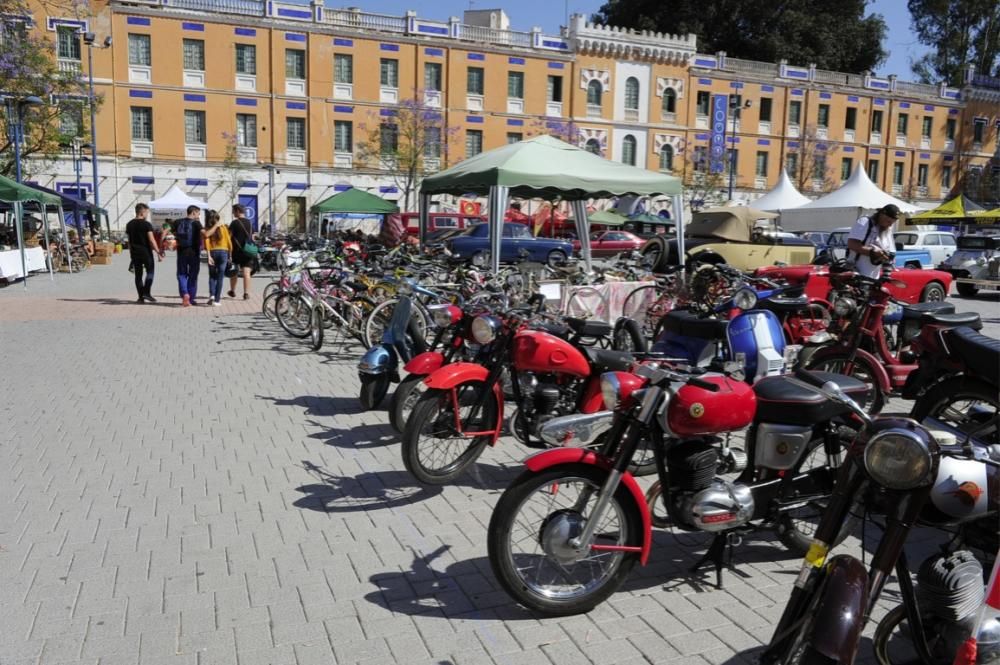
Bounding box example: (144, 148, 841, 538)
(586, 79, 602, 106)
(659, 144, 674, 171)
(621, 135, 636, 166)
(624, 77, 639, 110)
(662, 88, 677, 114)
(585, 138, 601, 155)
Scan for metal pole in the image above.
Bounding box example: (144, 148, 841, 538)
(73, 139, 82, 234)
(267, 165, 275, 232)
(727, 102, 737, 200)
(87, 43, 103, 237)
(13, 101, 23, 183)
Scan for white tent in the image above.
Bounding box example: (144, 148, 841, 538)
(780, 165, 924, 232)
(148, 185, 208, 213)
(752, 169, 812, 211)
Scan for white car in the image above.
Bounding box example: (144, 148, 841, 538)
(894, 230, 956, 267)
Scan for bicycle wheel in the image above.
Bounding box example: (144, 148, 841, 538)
(262, 280, 281, 302)
(309, 305, 324, 351)
(565, 286, 608, 320)
(362, 299, 428, 350)
(262, 290, 283, 320)
(276, 293, 313, 338)
(621, 284, 659, 337)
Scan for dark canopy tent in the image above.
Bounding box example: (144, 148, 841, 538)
(25, 182, 108, 235)
(311, 188, 400, 236)
(0, 174, 69, 287)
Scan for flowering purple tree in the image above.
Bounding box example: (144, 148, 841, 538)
(530, 118, 583, 146)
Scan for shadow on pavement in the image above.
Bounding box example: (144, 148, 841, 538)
(258, 395, 364, 417)
(58, 296, 176, 307)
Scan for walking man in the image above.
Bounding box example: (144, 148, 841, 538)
(125, 203, 162, 303)
(175, 205, 203, 307)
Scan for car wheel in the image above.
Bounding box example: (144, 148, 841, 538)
(956, 282, 979, 297)
(547, 249, 568, 266)
(920, 281, 946, 302)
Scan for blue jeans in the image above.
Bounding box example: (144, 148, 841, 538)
(176, 251, 200, 300)
(208, 250, 229, 302)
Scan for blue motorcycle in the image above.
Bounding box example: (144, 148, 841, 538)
(358, 296, 427, 410)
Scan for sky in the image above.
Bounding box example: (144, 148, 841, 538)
(336, 0, 930, 80)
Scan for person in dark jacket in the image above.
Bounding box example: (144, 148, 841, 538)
(174, 205, 203, 307)
(125, 203, 163, 302)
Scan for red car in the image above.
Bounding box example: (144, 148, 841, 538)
(572, 230, 645, 258)
(754, 264, 953, 304)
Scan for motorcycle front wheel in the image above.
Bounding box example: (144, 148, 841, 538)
(359, 374, 390, 411)
(487, 463, 642, 617)
(389, 374, 425, 433)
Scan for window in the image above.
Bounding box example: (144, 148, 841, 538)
(841, 157, 853, 180)
(755, 151, 768, 178)
(811, 154, 827, 180)
(285, 49, 305, 79)
(917, 163, 928, 187)
(786, 152, 799, 177)
(380, 123, 398, 154)
(424, 63, 442, 92)
(59, 108, 82, 137)
(868, 160, 879, 181)
(57, 26, 80, 60)
(506, 132, 522, 145)
(131, 107, 152, 141)
(183, 39, 204, 71)
(845, 107, 857, 131)
(508, 71, 524, 99)
(973, 118, 986, 143)
(897, 113, 908, 135)
(758, 97, 772, 122)
(624, 77, 639, 110)
(621, 135, 636, 166)
(128, 34, 151, 66)
(893, 161, 904, 186)
(662, 88, 676, 114)
(946, 118, 956, 140)
(817, 104, 830, 128)
(236, 113, 257, 147)
(466, 129, 483, 158)
(585, 138, 600, 154)
(872, 109, 883, 133)
(184, 110, 206, 144)
(660, 145, 674, 171)
(586, 80, 602, 106)
(547, 75, 563, 102)
(921, 116, 932, 138)
(236, 44, 256, 75)
(466, 67, 484, 95)
(789, 100, 802, 125)
(380, 58, 398, 88)
(334, 120, 352, 152)
(693, 145, 708, 172)
(923, 234, 940, 246)
(424, 127, 442, 157)
(696, 91, 710, 116)
(942, 165, 952, 188)
(334, 54, 353, 84)
(287, 117, 306, 150)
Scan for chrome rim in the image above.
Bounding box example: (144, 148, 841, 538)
(415, 386, 491, 475)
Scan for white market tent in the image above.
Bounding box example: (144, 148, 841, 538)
(149, 185, 209, 213)
(780, 165, 923, 232)
(751, 169, 812, 212)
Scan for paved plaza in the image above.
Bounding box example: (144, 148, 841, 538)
(1, 262, 998, 665)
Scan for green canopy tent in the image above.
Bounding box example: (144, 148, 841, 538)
(588, 209, 628, 226)
(310, 188, 400, 237)
(0, 174, 68, 288)
(909, 194, 985, 223)
(419, 135, 683, 272)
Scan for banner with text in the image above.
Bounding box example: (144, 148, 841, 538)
(710, 94, 729, 174)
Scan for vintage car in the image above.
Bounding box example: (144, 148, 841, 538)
(823, 226, 936, 269)
(894, 229, 957, 267)
(571, 230, 645, 257)
(755, 263, 953, 303)
(937, 233, 1000, 296)
(446, 222, 573, 265)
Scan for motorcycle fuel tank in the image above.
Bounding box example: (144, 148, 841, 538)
(512, 330, 591, 378)
(666, 375, 756, 437)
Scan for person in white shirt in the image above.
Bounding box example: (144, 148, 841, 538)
(846, 204, 900, 278)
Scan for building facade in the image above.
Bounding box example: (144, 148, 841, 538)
(27, 1, 1000, 230)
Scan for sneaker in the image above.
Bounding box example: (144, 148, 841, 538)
(136, 297, 144, 303)
(227, 290, 236, 298)
(182, 294, 191, 307)
(243, 293, 251, 300)
(212, 300, 222, 307)
(143, 294, 157, 303)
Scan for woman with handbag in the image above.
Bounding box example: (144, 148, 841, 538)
(203, 210, 231, 306)
(227, 203, 257, 300)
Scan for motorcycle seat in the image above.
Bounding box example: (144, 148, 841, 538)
(758, 295, 810, 312)
(918, 311, 982, 329)
(901, 301, 954, 320)
(538, 322, 571, 338)
(946, 326, 1000, 386)
(661, 310, 729, 340)
(753, 371, 870, 426)
(584, 347, 634, 373)
(565, 317, 613, 338)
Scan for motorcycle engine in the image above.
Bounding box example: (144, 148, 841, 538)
(664, 440, 755, 532)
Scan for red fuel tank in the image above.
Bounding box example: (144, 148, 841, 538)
(513, 330, 591, 378)
(666, 375, 756, 437)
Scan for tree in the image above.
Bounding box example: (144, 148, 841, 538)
(785, 125, 837, 194)
(356, 93, 457, 212)
(0, 0, 96, 178)
(908, 0, 1000, 85)
(530, 118, 583, 145)
(592, 0, 887, 73)
(219, 132, 251, 208)
(673, 141, 728, 211)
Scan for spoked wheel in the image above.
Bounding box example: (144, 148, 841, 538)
(401, 381, 499, 484)
(389, 374, 426, 433)
(262, 290, 283, 320)
(363, 299, 429, 350)
(276, 293, 312, 338)
(308, 305, 324, 351)
(805, 354, 886, 414)
(487, 463, 642, 616)
(612, 317, 648, 353)
(873, 604, 957, 665)
(262, 280, 281, 302)
(911, 377, 999, 446)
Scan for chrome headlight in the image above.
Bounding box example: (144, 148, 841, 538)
(471, 315, 501, 344)
(429, 305, 453, 328)
(600, 372, 621, 411)
(833, 297, 856, 317)
(864, 427, 935, 490)
(733, 288, 758, 310)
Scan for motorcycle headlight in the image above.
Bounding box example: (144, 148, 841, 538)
(471, 315, 500, 344)
(733, 288, 758, 310)
(429, 305, 453, 328)
(600, 372, 621, 411)
(833, 297, 856, 317)
(864, 427, 935, 490)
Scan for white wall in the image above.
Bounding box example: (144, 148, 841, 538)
(613, 61, 651, 124)
(611, 127, 648, 166)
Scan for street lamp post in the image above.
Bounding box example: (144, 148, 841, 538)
(727, 96, 752, 201)
(264, 164, 276, 233)
(82, 32, 112, 237)
(5, 95, 43, 183)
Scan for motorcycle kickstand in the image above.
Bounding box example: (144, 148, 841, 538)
(689, 532, 740, 589)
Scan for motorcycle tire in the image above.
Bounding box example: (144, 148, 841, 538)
(359, 373, 390, 411)
(389, 374, 425, 433)
(401, 382, 498, 485)
(805, 352, 886, 415)
(910, 376, 999, 444)
(487, 463, 642, 616)
(612, 317, 648, 353)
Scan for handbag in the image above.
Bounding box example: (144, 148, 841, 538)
(239, 220, 259, 256)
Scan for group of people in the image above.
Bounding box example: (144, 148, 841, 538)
(125, 203, 257, 306)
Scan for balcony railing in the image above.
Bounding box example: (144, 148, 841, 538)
(322, 9, 407, 34)
(895, 80, 940, 97)
(170, 0, 264, 16)
(459, 23, 532, 48)
(57, 59, 81, 74)
(724, 57, 778, 77)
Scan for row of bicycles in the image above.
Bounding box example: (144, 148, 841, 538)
(257, 237, 1000, 665)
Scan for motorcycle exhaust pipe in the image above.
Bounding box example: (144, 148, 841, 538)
(538, 411, 614, 448)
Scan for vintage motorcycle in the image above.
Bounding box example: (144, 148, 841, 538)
(486, 362, 871, 616)
(356, 296, 428, 409)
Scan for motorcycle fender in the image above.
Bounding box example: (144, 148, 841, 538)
(358, 345, 395, 375)
(404, 351, 446, 376)
(426, 363, 505, 444)
(809, 555, 869, 663)
(523, 448, 652, 565)
(809, 346, 892, 393)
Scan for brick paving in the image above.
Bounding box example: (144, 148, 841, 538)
(1, 260, 997, 665)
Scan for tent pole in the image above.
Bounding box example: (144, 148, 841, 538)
(571, 200, 591, 273)
(418, 193, 430, 247)
(15, 202, 27, 289)
(672, 194, 685, 267)
(61, 201, 73, 273)
(43, 205, 54, 280)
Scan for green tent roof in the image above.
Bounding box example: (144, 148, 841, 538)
(910, 194, 984, 221)
(0, 174, 62, 206)
(311, 187, 399, 214)
(588, 210, 627, 226)
(420, 135, 682, 199)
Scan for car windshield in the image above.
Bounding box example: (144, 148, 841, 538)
(895, 233, 917, 245)
(829, 232, 847, 246)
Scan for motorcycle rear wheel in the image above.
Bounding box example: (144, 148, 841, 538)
(805, 353, 886, 414)
(873, 604, 950, 665)
(910, 376, 999, 446)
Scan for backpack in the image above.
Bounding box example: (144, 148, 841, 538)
(175, 218, 195, 250)
(851, 216, 874, 262)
